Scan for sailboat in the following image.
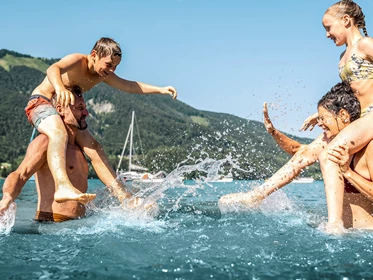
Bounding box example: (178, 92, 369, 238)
(116, 111, 167, 183)
(292, 177, 314, 184)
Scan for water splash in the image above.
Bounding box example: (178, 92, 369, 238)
(128, 157, 243, 218)
(0, 202, 17, 235)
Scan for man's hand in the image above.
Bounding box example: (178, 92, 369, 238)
(300, 112, 318, 131)
(0, 196, 13, 214)
(263, 102, 276, 135)
(123, 197, 160, 217)
(0, 201, 17, 233)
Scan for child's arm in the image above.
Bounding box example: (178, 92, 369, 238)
(0, 136, 47, 212)
(75, 130, 132, 202)
(47, 53, 86, 107)
(105, 74, 177, 99)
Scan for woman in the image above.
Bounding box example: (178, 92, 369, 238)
(221, 1, 373, 233)
(219, 82, 373, 228)
(315, 0, 373, 233)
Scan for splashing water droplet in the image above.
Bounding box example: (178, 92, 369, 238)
(0, 202, 17, 235)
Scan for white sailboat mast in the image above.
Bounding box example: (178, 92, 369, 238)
(116, 111, 135, 173)
(129, 111, 135, 172)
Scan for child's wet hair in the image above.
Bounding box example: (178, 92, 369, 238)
(327, 0, 368, 36)
(318, 82, 361, 122)
(91, 37, 122, 59)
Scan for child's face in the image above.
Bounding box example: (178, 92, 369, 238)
(322, 12, 347, 47)
(94, 54, 121, 78)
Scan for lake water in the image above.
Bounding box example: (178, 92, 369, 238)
(1, 178, 373, 279)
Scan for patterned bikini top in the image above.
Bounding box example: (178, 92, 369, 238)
(339, 53, 373, 82)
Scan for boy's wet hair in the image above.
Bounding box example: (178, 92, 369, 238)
(91, 37, 122, 59)
(327, 0, 368, 36)
(318, 82, 361, 122)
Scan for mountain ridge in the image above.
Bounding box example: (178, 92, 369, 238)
(0, 49, 320, 179)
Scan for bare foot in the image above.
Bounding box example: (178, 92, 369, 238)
(322, 221, 346, 235)
(218, 191, 263, 213)
(54, 187, 96, 204)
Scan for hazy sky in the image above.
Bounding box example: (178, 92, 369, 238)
(2, 0, 373, 138)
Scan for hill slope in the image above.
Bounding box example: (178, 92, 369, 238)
(0, 49, 320, 179)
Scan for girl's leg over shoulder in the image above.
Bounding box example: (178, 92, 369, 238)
(320, 114, 373, 232)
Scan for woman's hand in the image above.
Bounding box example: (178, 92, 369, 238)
(263, 102, 276, 135)
(327, 144, 351, 174)
(300, 112, 318, 131)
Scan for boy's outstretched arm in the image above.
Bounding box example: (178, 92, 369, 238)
(263, 102, 304, 156)
(105, 74, 177, 99)
(0, 136, 48, 212)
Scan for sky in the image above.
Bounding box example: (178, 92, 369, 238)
(2, 0, 373, 139)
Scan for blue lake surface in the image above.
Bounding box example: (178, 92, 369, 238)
(1, 178, 373, 279)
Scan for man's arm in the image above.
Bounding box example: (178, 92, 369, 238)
(0, 135, 47, 212)
(263, 102, 304, 155)
(75, 130, 132, 202)
(104, 74, 177, 99)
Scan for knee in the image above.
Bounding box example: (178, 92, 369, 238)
(318, 149, 329, 165)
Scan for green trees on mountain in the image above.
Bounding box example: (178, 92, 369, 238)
(0, 49, 320, 179)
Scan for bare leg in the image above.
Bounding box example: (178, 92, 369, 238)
(319, 114, 373, 232)
(219, 134, 327, 212)
(319, 149, 345, 231)
(38, 115, 96, 204)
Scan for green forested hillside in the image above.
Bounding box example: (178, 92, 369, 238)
(0, 49, 320, 179)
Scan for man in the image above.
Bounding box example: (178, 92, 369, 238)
(0, 88, 158, 222)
